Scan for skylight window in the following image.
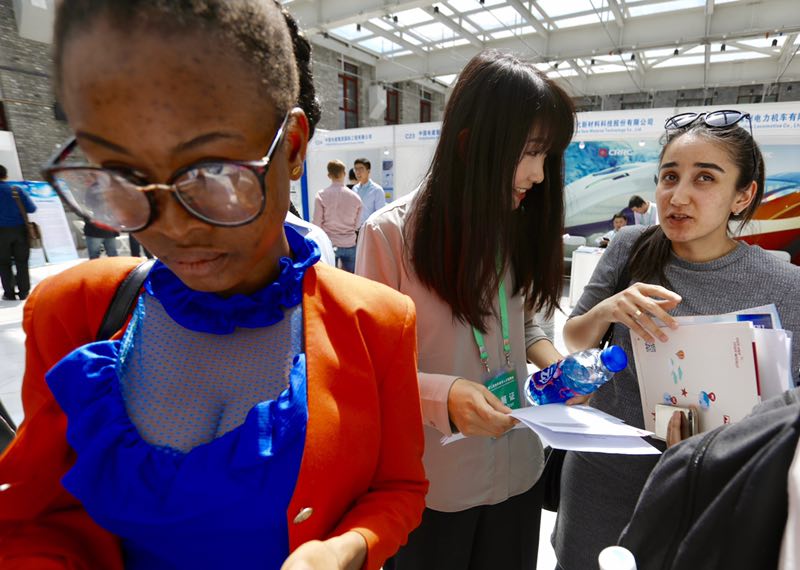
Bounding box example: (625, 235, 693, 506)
(537, 0, 598, 18)
(710, 51, 771, 63)
(413, 22, 458, 42)
(467, 6, 524, 31)
(737, 37, 787, 49)
(446, 0, 505, 12)
(358, 37, 402, 54)
(627, 0, 705, 18)
(331, 25, 372, 41)
(393, 8, 433, 26)
(368, 17, 395, 31)
(434, 74, 458, 85)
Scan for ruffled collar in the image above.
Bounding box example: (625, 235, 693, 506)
(145, 224, 320, 334)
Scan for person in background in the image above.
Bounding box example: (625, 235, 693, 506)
(285, 209, 336, 266)
(83, 219, 119, 259)
(628, 194, 659, 226)
(596, 212, 627, 247)
(553, 110, 800, 569)
(347, 168, 358, 190)
(0, 1, 427, 568)
(286, 201, 336, 265)
(357, 50, 575, 570)
(0, 165, 36, 301)
(313, 159, 362, 272)
(353, 158, 385, 226)
(128, 234, 153, 259)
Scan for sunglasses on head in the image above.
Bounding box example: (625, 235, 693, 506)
(664, 109, 758, 176)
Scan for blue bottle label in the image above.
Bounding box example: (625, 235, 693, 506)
(530, 361, 575, 404)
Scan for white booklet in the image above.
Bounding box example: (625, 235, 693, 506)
(632, 320, 763, 434)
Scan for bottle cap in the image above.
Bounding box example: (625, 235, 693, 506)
(600, 345, 628, 373)
(598, 546, 637, 570)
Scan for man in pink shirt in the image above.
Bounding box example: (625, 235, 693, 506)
(313, 160, 363, 272)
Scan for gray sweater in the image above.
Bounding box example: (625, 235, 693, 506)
(553, 225, 800, 570)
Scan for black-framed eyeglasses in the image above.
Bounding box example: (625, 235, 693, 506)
(664, 109, 758, 175)
(41, 114, 289, 232)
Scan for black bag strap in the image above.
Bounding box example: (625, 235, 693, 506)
(95, 259, 156, 341)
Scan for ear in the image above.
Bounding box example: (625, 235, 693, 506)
(732, 180, 757, 215)
(457, 128, 470, 161)
(286, 107, 309, 180)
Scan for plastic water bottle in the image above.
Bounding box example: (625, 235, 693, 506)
(598, 546, 637, 570)
(525, 345, 627, 405)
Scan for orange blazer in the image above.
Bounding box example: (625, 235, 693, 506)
(0, 258, 427, 569)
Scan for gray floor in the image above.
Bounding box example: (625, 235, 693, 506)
(0, 260, 570, 569)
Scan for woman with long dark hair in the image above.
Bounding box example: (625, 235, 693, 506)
(553, 111, 800, 569)
(357, 50, 575, 569)
(0, 2, 427, 568)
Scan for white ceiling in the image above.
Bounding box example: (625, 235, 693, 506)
(287, 0, 800, 96)
(12, 0, 800, 97)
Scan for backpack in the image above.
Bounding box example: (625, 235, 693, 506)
(619, 388, 800, 570)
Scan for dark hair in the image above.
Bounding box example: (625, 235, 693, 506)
(348, 168, 357, 181)
(354, 158, 371, 171)
(0, 165, 6, 180)
(628, 195, 646, 209)
(612, 212, 627, 222)
(628, 120, 766, 285)
(406, 50, 575, 331)
(52, 0, 321, 138)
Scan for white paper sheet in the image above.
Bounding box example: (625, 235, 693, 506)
(530, 424, 661, 454)
(753, 328, 794, 401)
(440, 404, 658, 455)
(511, 404, 652, 438)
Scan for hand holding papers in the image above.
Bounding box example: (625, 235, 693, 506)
(631, 304, 793, 435)
(440, 404, 660, 455)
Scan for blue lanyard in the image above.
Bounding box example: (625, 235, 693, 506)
(472, 278, 511, 373)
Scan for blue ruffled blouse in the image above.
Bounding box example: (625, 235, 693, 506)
(46, 225, 321, 570)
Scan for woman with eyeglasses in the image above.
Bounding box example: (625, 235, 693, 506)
(357, 51, 575, 570)
(552, 111, 800, 570)
(0, 2, 427, 569)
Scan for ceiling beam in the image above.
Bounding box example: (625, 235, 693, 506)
(372, 0, 800, 82)
(778, 34, 799, 68)
(556, 56, 800, 96)
(289, 0, 435, 34)
(360, 21, 427, 56)
(504, 0, 549, 37)
(567, 59, 588, 80)
(607, 0, 625, 28)
(727, 41, 780, 58)
(424, 6, 484, 48)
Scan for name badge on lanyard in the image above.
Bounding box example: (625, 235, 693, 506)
(472, 278, 521, 410)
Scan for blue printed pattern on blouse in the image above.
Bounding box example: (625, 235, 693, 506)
(45, 224, 320, 569)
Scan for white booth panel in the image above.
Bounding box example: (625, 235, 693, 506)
(0, 132, 24, 180)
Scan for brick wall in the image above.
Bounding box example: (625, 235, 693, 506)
(0, 0, 70, 180)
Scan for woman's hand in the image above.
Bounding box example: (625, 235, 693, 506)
(281, 532, 367, 570)
(597, 283, 682, 344)
(447, 379, 518, 437)
(565, 394, 592, 406)
(666, 410, 692, 448)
